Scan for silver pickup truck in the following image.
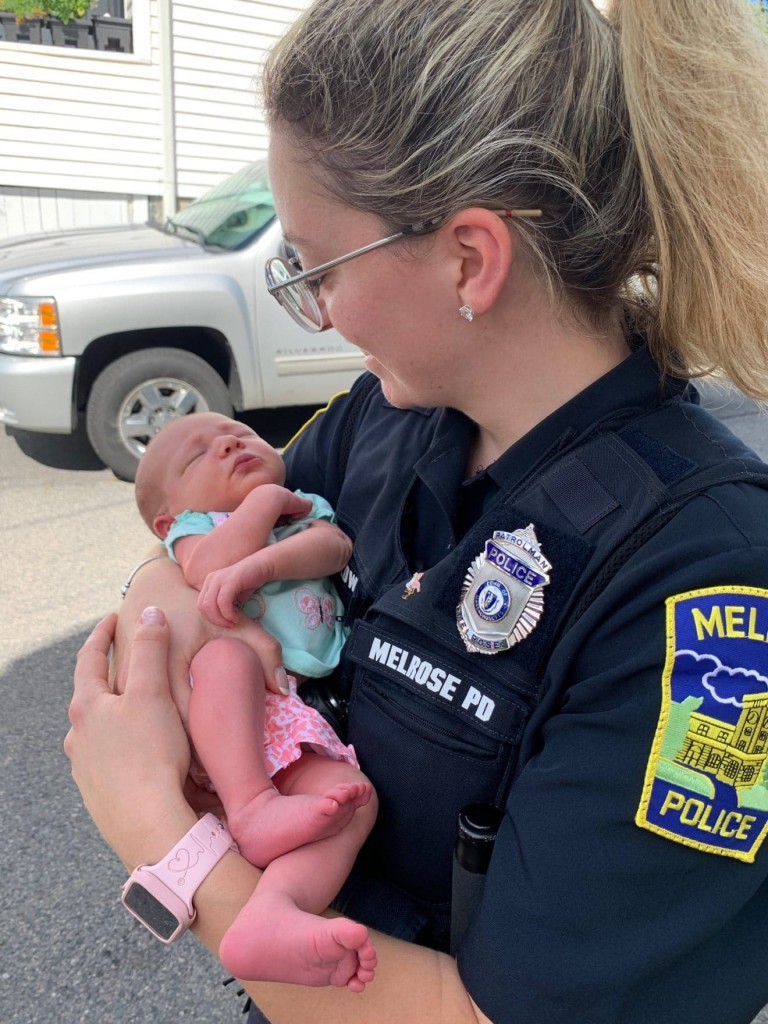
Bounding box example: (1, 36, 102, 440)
(0, 161, 363, 480)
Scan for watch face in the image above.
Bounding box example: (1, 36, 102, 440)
(123, 881, 181, 941)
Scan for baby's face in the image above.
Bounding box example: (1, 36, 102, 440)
(154, 413, 286, 517)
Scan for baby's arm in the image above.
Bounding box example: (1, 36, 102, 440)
(198, 520, 353, 629)
(110, 546, 288, 722)
(173, 484, 312, 590)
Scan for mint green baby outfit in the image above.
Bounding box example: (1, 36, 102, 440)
(165, 490, 347, 677)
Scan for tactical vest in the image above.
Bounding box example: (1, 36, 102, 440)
(329, 390, 768, 951)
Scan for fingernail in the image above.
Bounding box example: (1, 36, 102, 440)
(141, 606, 165, 625)
(275, 667, 290, 695)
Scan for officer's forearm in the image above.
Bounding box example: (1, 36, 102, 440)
(247, 931, 494, 1024)
(191, 856, 492, 1024)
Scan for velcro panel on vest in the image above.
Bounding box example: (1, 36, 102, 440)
(557, 432, 672, 526)
(619, 424, 697, 485)
(538, 455, 619, 533)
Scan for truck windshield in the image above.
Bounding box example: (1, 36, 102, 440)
(166, 161, 276, 251)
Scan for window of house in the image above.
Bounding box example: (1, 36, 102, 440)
(0, 0, 133, 53)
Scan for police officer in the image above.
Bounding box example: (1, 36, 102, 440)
(66, 1, 768, 1022)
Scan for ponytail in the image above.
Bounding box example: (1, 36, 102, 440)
(615, 0, 768, 398)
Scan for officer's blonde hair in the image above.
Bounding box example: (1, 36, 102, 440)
(263, 0, 768, 399)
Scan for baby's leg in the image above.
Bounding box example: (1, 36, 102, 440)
(188, 638, 372, 867)
(219, 756, 378, 991)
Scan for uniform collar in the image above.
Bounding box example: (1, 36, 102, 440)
(415, 344, 695, 522)
(485, 343, 694, 491)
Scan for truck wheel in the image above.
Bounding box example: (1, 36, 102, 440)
(86, 348, 233, 481)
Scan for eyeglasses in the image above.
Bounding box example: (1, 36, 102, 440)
(264, 208, 543, 333)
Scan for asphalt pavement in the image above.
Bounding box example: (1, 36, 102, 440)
(1, 386, 767, 1024)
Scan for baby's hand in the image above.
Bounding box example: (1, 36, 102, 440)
(278, 490, 313, 524)
(197, 561, 259, 628)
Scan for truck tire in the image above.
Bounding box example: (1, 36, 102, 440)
(86, 348, 233, 481)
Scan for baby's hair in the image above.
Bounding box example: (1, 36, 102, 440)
(134, 417, 195, 534)
(134, 441, 166, 534)
(263, 0, 768, 398)
(134, 413, 206, 531)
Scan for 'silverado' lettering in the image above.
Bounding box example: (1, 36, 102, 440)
(367, 637, 496, 721)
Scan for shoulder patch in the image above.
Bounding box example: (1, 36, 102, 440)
(636, 586, 768, 862)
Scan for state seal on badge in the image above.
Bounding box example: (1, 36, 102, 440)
(457, 524, 551, 654)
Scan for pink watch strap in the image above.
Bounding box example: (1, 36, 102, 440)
(148, 813, 237, 916)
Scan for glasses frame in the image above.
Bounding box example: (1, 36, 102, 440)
(265, 208, 542, 333)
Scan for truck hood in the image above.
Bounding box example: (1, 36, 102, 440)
(0, 224, 202, 286)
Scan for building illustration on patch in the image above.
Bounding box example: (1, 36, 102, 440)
(675, 692, 768, 790)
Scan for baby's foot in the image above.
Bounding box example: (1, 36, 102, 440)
(229, 781, 372, 867)
(220, 890, 377, 991)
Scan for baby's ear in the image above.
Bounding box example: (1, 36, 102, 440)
(153, 513, 173, 540)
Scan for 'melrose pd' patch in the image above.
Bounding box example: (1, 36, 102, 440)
(636, 587, 768, 862)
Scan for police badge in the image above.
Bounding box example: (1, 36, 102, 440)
(457, 525, 551, 654)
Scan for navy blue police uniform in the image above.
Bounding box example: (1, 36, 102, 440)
(278, 345, 768, 1024)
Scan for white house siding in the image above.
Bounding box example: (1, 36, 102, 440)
(0, 0, 310, 240)
(0, 0, 158, 237)
(171, 0, 312, 199)
(0, 185, 150, 238)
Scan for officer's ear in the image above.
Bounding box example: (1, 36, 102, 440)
(444, 208, 516, 318)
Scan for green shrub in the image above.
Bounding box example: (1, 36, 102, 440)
(0, 0, 94, 23)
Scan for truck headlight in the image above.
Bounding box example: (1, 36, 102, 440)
(0, 297, 61, 356)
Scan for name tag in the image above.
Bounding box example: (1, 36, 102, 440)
(347, 620, 526, 742)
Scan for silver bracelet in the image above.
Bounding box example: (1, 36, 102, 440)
(120, 556, 168, 599)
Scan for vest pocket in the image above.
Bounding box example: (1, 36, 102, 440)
(346, 619, 531, 905)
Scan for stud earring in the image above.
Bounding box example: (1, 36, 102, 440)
(459, 304, 474, 322)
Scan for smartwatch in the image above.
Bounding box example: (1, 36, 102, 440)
(121, 813, 237, 943)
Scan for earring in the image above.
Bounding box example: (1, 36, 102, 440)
(459, 304, 474, 322)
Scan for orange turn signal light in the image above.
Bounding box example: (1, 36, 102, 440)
(38, 302, 60, 353)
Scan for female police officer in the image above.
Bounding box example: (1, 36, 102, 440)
(66, 0, 768, 1021)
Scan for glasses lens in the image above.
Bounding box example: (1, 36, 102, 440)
(265, 258, 324, 333)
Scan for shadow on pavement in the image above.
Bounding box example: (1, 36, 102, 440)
(5, 422, 106, 472)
